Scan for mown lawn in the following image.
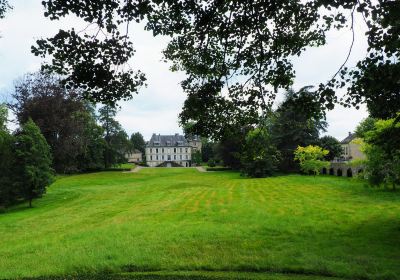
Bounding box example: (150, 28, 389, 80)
(1, 168, 399, 280)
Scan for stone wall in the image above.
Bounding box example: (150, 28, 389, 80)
(322, 162, 364, 177)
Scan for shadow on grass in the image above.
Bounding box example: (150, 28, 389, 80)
(18, 270, 344, 280)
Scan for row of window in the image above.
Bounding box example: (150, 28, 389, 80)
(149, 148, 189, 154)
(149, 154, 189, 161)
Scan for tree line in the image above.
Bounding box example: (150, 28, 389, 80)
(0, 72, 146, 209)
(198, 87, 343, 177)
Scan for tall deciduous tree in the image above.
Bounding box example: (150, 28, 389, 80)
(13, 119, 53, 208)
(241, 128, 280, 178)
(130, 132, 145, 154)
(0, 104, 15, 209)
(272, 87, 327, 172)
(0, 103, 7, 131)
(0, 0, 10, 19)
(31, 1, 399, 139)
(318, 136, 342, 161)
(11, 72, 105, 173)
(355, 117, 376, 139)
(363, 116, 400, 190)
(98, 105, 130, 168)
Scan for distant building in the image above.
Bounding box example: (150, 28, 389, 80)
(336, 132, 366, 162)
(187, 135, 202, 153)
(323, 132, 365, 177)
(145, 133, 195, 167)
(125, 149, 143, 163)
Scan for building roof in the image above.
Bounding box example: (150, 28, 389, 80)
(147, 133, 190, 147)
(341, 132, 357, 144)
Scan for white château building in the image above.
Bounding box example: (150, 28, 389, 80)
(145, 133, 200, 167)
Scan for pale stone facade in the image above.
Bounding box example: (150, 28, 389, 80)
(323, 132, 365, 177)
(338, 132, 366, 162)
(125, 149, 143, 163)
(145, 134, 194, 167)
(187, 135, 202, 152)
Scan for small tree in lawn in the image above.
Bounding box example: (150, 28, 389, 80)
(14, 119, 54, 207)
(294, 145, 330, 176)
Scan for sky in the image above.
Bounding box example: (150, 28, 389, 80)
(0, 0, 369, 141)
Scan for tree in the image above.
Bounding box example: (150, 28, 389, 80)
(214, 127, 249, 169)
(0, 129, 15, 209)
(294, 145, 330, 176)
(75, 106, 107, 171)
(355, 117, 376, 139)
(10, 72, 102, 173)
(130, 132, 145, 154)
(272, 87, 327, 172)
(318, 136, 342, 161)
(0, 103, 7, 131)
(363, 116, 400, 190)
(0, 104, 15, 209)
(192, 150, 202, 166)
(98, 105, 130, 167)
(241, 128, 280, 178)
(13, 119, 54, 207)
(0, 0, 10, 19)
(201, 139, 215, 163)
(32, 1, 399, 139)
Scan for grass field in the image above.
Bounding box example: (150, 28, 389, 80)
(1, 168, 399, 280)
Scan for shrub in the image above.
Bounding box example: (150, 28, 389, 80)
(294, 145, 330, 176)
(208, 159, 216, 167)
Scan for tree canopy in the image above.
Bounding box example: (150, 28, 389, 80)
(31, 0, 399, 138)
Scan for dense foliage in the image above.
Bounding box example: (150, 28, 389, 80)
(241, 128, 280, 178)
(318, 136, 342, 161)
(272, 87, 327, 172)
(0, 0, 10, 19)
(0, 111, 15, 208)
(99, 105, 131, 168)
(13, 119, 54, 207)
(130, 132, 146, 154)
(363, 115, 400, 190)
(294, 145, 330, 176)
(30, 0, 399, 139)
(0, 110, 54, 209)
(10, 73, 131, 172)
(355, 117, 376, 138)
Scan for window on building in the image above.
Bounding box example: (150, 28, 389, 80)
(185, 148, 188, 153)
(150, 148, 152, 153)
(162, 155, 164, 160)
(174, 155, 176, 160)
(174, 148, 176, 153)
(186, 155, 188, 159)
(180, 155, 182, 160)
(162, 148, 164, 153)
(156, 155, 159, 160)
(156, 148, 158, 153)
(180, 148, 182, 153)
(150, 155, 152, 160)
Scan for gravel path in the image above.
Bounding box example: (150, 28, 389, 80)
(196, 166, 207, 172)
